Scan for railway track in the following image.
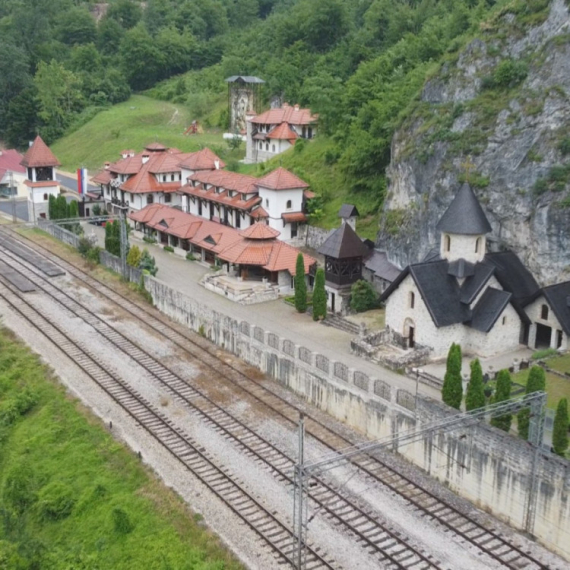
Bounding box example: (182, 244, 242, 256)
(0, 275, 336, 570)
(0, 242, 439, 570)
(0, 227, 556, 569)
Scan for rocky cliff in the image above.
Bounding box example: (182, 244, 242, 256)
(377, 0, 570, 285)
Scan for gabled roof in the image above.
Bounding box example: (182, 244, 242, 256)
(188, 170, 258, 194)
(256, 167, 309, 190)
(250, 207, 268, 219)
(239, 223, 280, 240)
(266, 122, 298, 142)
(364, 250, 401, 283)
(178, 148, 225, 172)
(484, 251, 540, 306)
(0, 149, 26, 175)
(468, 288, 512, 332)
(252, 104, 317, 126)
(20, 136, 60, 168)
(318, 222, 369, 259)
(448, 258, 475, 279)
(339, 204, 359, 218)
(436, 185, 492, 236)
(459, 263, 494, 304)
(540, 281, 570, 335)
(225, 76, 265, 84)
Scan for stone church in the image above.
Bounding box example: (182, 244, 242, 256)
(381, 185, 570, 359)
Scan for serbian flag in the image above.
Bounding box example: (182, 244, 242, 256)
(77, 168, 88, 195)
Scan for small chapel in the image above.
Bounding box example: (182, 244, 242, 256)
(381, 185, 570, 359)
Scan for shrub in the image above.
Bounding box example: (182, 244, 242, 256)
(112, 507, 134, 535)
(143, 235, 157, 244)
(37, 481, 75, 521)
(552, 398, 569, 457)
(492, 59, 528, 89)
(558, 137, 570, 156)
(312, 268, 326, 321)
(465, 359, 485, 411)
(531, 348, 557, 360)
(126, 245, 141, 267)
(86, 246, 101, 265)
(350, 280, 377, 313)
(139, 249, 158, 276)
(77, 237, 92, 258)
(186, 252, 196, 261)
(442, 343, 462, 409)
(294, 254, 307, 313)
(491, 369, 512, 432)
(163, 245, 174, 253)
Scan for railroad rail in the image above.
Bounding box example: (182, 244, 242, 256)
(0, 277, 335, 570)
(0, 243, 438, 570)
(0, 227, 556, 570)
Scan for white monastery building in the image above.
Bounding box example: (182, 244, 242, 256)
(245, 103, 317, 164)
(381, 185, 570, 359)
(0, 148, 27, 198)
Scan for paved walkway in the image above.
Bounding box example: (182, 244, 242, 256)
(84, 224, 441, 400)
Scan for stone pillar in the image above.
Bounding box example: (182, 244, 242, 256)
(550, 328, 558, 349)
(528, 323, 537, 349)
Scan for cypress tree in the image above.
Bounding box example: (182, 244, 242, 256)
(517, 366, 546, 440)
(490, 369, 512, 432)
(442, 343, 463, 409)
(48, 194, 56, 220)
(56, 195, 67, 220)
(312, 267, 326, 321)
(466, 358, 485, 411)
(552, 398, 569, 457)
(294, 253, 307, 313)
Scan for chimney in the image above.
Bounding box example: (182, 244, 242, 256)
(214, 159, 220, 170)
(283, 102, 289, 108)
(142, 154, 150, 164)
(104, 162, 110, 170)
(129, 151, 135, 157)
(29, 141, 34, 147)
(294, 104, 299, 111)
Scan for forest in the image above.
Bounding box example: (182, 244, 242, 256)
(0, 0, 549, 199)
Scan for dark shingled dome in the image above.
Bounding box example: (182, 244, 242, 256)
(436, 185, 492, 235)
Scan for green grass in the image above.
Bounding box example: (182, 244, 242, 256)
(51, 95, 244, 172)
(512, 368, 570, 409)
(0, 327, 243, 570)
(546, 353, 570, 374)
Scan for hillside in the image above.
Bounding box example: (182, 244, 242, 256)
(378, 0, 570, 284)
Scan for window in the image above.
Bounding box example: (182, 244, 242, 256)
(475, 237, 480, 253)
(43, 193, 48, 200)
(147, 195, 154, 204)
(541, 304, 549, 320)
(265, 198, 269, 207)
(164, 194, 171, 203)
(170, 174, 175, 181)
(445, 235, 451, 252)
(502, 316, 507, 325)
(291, 222, 298, 238)
(265, 143, 269, 151)
(272, 145, 276, 152)
(286, 200, 292, 209)
(409, 291, 415, 309)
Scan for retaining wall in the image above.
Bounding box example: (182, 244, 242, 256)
(39, 222, 570, 560)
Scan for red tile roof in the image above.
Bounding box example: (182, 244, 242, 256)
(304, 189, 316, 199)
(282, 212, 307, 223)
(256, 167, 309, 190)
(91, 169, 113, 185)
(181, 183, 261, 211)
(239, 223, 280, 240)
(178, 148, 225, 172)
(129, 204, 315, 275)
(145, 142, 167, 151)
(252, 104, 317, 126)
(250, 207, 268, 219)
(188, 170, 258, 194)
(266, 122, 298, 142)
(0, 149, 26, 175)
(20, 136, 60, 168)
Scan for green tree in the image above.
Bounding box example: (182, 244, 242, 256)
(48, 194, 56, 220)
(552, 398, 569, 457)
(119, 24, 164, 90)
(312, 267, 326, 321)
(105, 220, 121, 256)
(350, 280, 377, 313)
(139, 248, 158, 276)
(465, 358, 485, 411)
(442, 343, 462, 409)
(3, 86, 41, 148)
(55, 7, 97, 46)
(127, 244, 142, 268)
(517, 366, 546, 440)
(107, 0, 142, 29)
(294, 253, 307, 313)
(490, 369, 512, 432)
(97, 17, 125, 55)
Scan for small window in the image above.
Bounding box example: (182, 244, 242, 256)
(475, 237, 480, 253)
(445, 235, 451, 252)
(170, 174, 175, 181)
(265, 198, 269, 207)
(541, 304, 549, 320)
(265, 143, 269, 151)
(409, 291, 415, 309)
(272, 144, 276, 152)
(43, 193, 48, 200)
(147, 195, 154, 204)
(502, 316, 507, 325)
(286, 200, 292, 209)
(164, 194, 171, 203)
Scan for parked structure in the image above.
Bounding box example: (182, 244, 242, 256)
(21, 136, 61, 221)
(129, 204, 316, 297)
(245, 103, 317, 163)
(0, 149, 27, 198)
(381, 185, 570, 359)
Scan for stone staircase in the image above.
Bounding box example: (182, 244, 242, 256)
(321, 313, 361, 336)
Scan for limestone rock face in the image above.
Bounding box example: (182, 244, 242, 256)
(378, 0, 570, 285)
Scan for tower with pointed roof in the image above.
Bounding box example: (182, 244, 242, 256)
(21, 135, 61, 221)
(436, 184, 492, 267)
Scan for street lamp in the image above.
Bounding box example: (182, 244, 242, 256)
(412, 367, 423, 418)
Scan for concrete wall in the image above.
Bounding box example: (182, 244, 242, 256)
(143, 276, 570, 560)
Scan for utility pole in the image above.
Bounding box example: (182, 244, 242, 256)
(293, 413, 306, 570)
(9, 172, 16, 223)
(119, 209, 128, 280)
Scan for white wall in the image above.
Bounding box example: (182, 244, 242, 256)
(526, 296, 568, 350)
(28, 184, 59, 204)
(441, 233, 486, 264)
(257, 186, 304, 240)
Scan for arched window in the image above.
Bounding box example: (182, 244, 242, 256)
(286, 200, 292, 209)
(541, 304, 549, 320)
(43, 193, 48, 200)
(409, 291, 415, 309)
(272, 145, 276, 152)
(475, 237, 481, 253)
(445, 235, 451, 252)
(502, 316, 507, 325)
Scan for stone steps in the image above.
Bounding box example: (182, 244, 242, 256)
(321, 314, 361, 336)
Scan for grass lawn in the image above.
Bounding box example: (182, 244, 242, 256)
(0, 326, 243, 570)
(512, 368, 570, 409)
(51, 95, 244, 172)
(545, 353, 570, 374)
